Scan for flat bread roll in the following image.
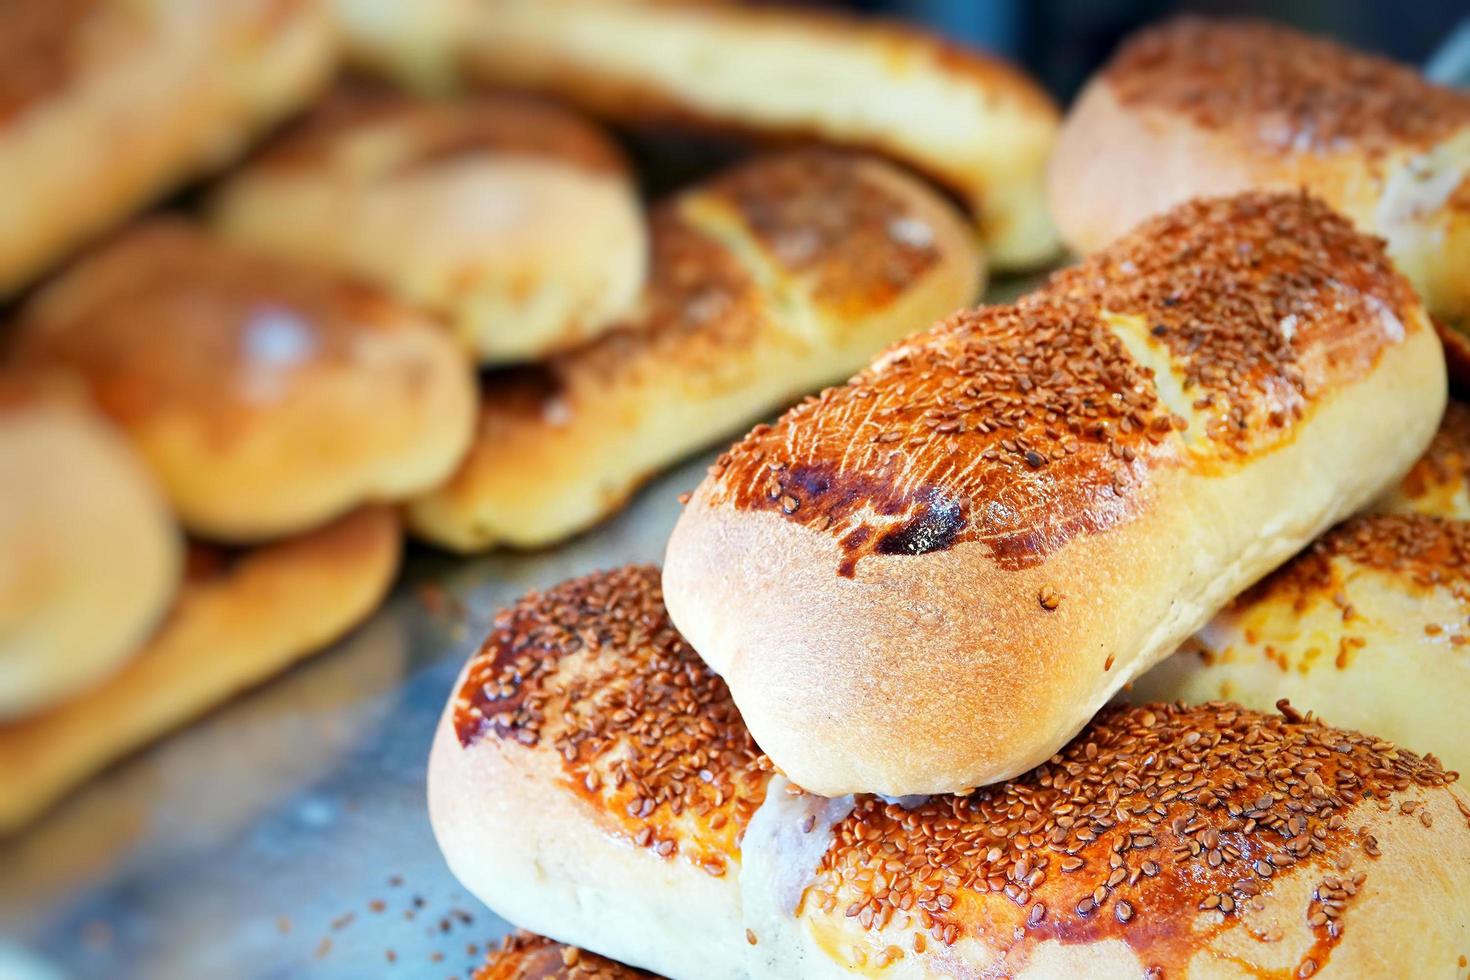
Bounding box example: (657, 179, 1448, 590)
(0, 377, 180, 720)
(1127, 514, 1470, 774)
(0, 0, 336, 295)
(0, 506, 399, 833)
(1377, 400, 1470, 520)
(663, 192, 1446, 797)
(1048, 17, 1470, 344)
(211, 89, 648, 364)
(332, 0, 1060, 270)
(476, 934, 653, 980)
(432, 566, 1470, 979)
(12, 221, 477, 543)
(408, 151, 982, 551)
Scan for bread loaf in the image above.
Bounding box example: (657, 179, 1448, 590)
(211, 89, 647, 364)
(333, 0, 1060, 270)
(663, 192, 1446, 796)
(476, 934, 651, 980)
(407, 151, 981, 551)
(1377, 400, 1470, 519)
(432, 567, 1470, 979)
(0, 0, 335, 294)
(13, 221, 476, 542)
(1048, 17, 1470, 341)
(0, 506, 399, 833)
(0, 377, 180, 720)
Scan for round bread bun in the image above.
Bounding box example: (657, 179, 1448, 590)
(0, 506, 400, 833)
(12, 220, 477, 543)
(432, 566, 1470, 978)
(476, 933, 653, 980)
(0, 376, 180, 720)
(0, 0, 336, 294)
(211, 88, 647, 364)
(1377, 399, 1470, 520)
(1048, 17, 1470, 330)
(407, 150, 982, 551)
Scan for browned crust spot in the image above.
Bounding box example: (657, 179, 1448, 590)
(1104, 16, 1470, 153)
(809, 700, 1457, 972)
(476, 932, 652, 980)
(0, 0, 99, 125)
(1400, 400, 1470, 503)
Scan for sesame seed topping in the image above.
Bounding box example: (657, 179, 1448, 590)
(475, 932, 650, 979)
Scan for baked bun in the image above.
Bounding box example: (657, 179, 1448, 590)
(477, 934, 653, 980)
(0, 506, 399, 833)
(0, 377, 180, 719)
(1048, 17, 1470, 333)
(211, 88, 647, 364)
(1129, 513, 1470, 775)
(434, 567, 1470, 978)
(428, 565, 766, 979)
(12, 221, 477, 543)
(334, 0, 1060, 270)
(0, 0, 335, 294)
(1377, 399, 1470, 519)
(408, 151, 982, 551)
(663, 191, 1446, 797)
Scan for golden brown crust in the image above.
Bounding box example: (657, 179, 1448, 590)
(0, 0, 97, 124)
(1380, 400, 1470, 519)
(1104, 17, 1470, 154)
(476, 934, 654, 980)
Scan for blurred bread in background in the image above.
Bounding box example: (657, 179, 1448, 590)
(211, 88, 648, 364)
(11, 221, 476, 543)
(0, 506, 400, 833)
(0, 377, 180, 721)
(1050, 17, 1470, 345)
(407, 150, 983, 551)
(1377, 399, 1470, 519)
(0, 0, 337, 295)
(332, 0, 1060, 270)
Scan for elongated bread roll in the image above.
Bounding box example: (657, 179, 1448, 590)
(0, 506, 399, 834)
(0, 377, 180, 720)
(0, 0, 336, 294)
(1049, 17, 1470, 340)
(433, 567, 1470, 979)
(664, 192, 1447, 797)
(1377, 400, 1470, 519)
(477, 934, 652, 980)
(407, 151, 982, 551)
(211, 89, 647, 364)
(12, 221, 476, 543)
(333, 0, 1059, 270)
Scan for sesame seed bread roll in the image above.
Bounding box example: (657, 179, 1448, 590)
(0, 506, 399, 833)
(407, 151, 982, 552)
(747, 701, 1470, 979)
(12, 220, 477, 543)
(211, 89, 647, 365)
(663, 192, 1447, 797)
(0, 377, 180, 720)
(1128, 514, 1470, 775)
(334, 0, 1060, 270)
(1048, 17, 1470, 338)
(1377, 400, 1470, 520)
(476, 934, 654, 980)
(0, 0, 336, 295)
(429, 566, 768, 979)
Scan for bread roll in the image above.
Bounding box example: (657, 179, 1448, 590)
(12, 221, 477, 543)
(0, 0, 336, 295)
(407, 151, 982, 551)
(0, 506, 399, 833)
(211, 89, 647, 364)
(333, 0, 1060, 270)
(0, 377, 180, 720)
(664, 191, 1446, 797)
(477, 934, 653, 980)
(434, 567, 1470, 979)
(1376, 400, 1470, 520)
(1048, 17, 1470, 336)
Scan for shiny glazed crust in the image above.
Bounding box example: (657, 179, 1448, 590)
(0, 506, 400, 833)
(0, 380, 181, 719)
(13, 221, 477, 542)
(211, 88, 647, 364)
(434, 568, 1470, 979)
(0, 0, 336, 294)
(406, 151, 982, 551)
(663, 192, 1447, 796)
(1048, 17, 1470, 326)
(336, 0, 1060, 269)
